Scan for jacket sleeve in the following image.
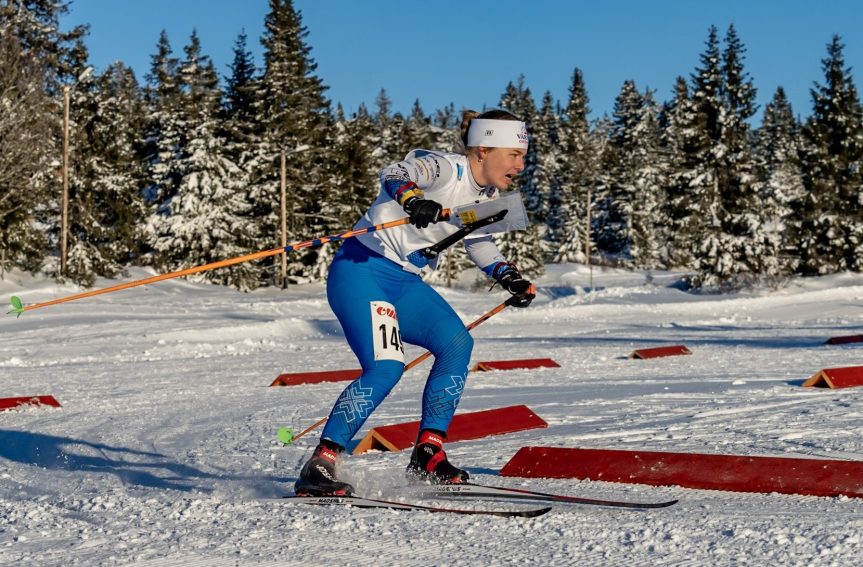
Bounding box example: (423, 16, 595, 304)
(464, 234, 507, 276)
(379, 151, 454, 208)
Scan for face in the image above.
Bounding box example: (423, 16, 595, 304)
(478, 147, 526, 190)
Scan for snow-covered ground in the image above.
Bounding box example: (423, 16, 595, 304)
(2, 263, 863, 566)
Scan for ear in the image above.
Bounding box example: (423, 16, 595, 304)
(477, 147, 490, 163)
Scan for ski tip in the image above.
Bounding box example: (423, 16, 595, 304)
(517, 506, 553, 518)
(7, 296, 24, 318)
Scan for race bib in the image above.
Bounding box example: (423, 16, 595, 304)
(370, 301, 405, 362)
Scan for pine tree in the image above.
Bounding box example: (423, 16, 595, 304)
(64, 59, 148, 286)
(399, 99, 439, 151)
(1, 0, 88, 274)
(713, 24, 765, 287)
(754, 86, 803, 279)
(605, 81, 665, 267)
(534, 90, 563, 251)
(0, 22, 52, 274)
(552, 68, 593, 264)
(247, 0, 333, 283)
(660, 76, 702, 268)
(798, 35, 863, 274)
(434, 102, 459, 153)
(143, 30, 183, 220)
(222, 30, 258, 166)
(685, 26, 726, 287)
(149, 31, 257, 289)
(371, 88, 406, 165)
(327, 104, 377, 232)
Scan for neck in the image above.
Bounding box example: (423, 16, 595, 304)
(467, 153, 487, 187)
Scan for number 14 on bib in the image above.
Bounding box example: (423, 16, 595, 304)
(371, 301, 405, 362)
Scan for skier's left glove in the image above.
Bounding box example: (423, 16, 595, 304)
(403, 197, 443, 229)
(495, 263, 535, 308)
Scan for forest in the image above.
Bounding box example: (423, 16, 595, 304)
(1, 0, 862, 291)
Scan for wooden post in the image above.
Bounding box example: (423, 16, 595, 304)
(585, 186, 592, 290)
(61, 85, 70, 275)
(280, 149, 287, 289)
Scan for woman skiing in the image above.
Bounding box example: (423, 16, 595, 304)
(295, 109, 536, 496)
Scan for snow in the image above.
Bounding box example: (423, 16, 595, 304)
(3, 264, 863, 566)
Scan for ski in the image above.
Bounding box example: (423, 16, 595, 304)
(424, 482, 678, 509)
(283, 494, 551, 518)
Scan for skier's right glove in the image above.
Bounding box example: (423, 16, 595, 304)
(495, 263, 535, 308)
(403, 196, 443, 229)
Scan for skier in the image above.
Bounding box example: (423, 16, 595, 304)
(295, 109, 536, 496)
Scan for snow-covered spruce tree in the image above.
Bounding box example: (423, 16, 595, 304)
(313, 104, 378, 279)
(0, 23, 52, 275)
(604, 81, 665, 268)
(715, 24, 768, 288)
(222, 30, 258, 170)
(798, 35, 863, 275)
(670, 25, 765, 289)
(434, 102, 460, 153)
(753, 87, 803, 279)
(660, 76, 703, 269)
(64, 59, 148, 286)
(534, 90, 564, 250)
(148, 31, 257, 290)
(682, 26, 728, 288)
(0, 0, 87, 274)
(246, 0, 333, 284)
(399, 99, 441, 152)
(497, 76, 547, 278)
(143, 30, 183, 227)
(552, 68, 592, 264)
(371, 88, 404, 168)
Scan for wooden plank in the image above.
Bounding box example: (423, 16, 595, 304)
(825, 335, 863, 345)
(0, 396, 62, 411)
(500, 446, 863, 498)
(629, 345, 692, 359)
(353, 405, 547, 455)
(803, 366, 863, 389)
(270, 368, 362, 387)
(471, 358, 560, 372)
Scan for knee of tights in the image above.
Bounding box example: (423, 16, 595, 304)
(436, 327, 474, 364)
(362, 360, 405, 389)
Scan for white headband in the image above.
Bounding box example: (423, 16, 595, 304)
(466, 118, 529, 149)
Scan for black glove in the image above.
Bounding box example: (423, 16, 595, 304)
(496, 264, 535, 308)
(404, 197, 443, 229)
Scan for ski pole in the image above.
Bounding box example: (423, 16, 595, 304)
(7, 211, 451, 317)
(288, 293, 525, 444)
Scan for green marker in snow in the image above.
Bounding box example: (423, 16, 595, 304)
(277, 427, 295, 445)
(8, 296, 24, 318)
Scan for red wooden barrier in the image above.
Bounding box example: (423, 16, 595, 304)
(272, 358, 561, 387)
(352, 405, 547, 455)
(825, 335, 863, 345)
(499, 446, 863, 498)
(270, 368, 362, 387)
(629, 345, 692, 359)
(803, 366, 863, 389)
(0, 396, 62, 411)
(471, 358, 560, 372)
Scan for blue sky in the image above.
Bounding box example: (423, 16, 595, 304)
(61, 0, 863, 121)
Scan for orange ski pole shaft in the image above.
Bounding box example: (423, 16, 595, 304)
(290, 296, 516, 444)
(9, 212, 449, 317)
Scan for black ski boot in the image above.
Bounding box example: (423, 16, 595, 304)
(294, 441, 355, 496)
(406, 430, 470, 484)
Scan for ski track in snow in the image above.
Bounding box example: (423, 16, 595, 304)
(2, 265, 863, 566)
